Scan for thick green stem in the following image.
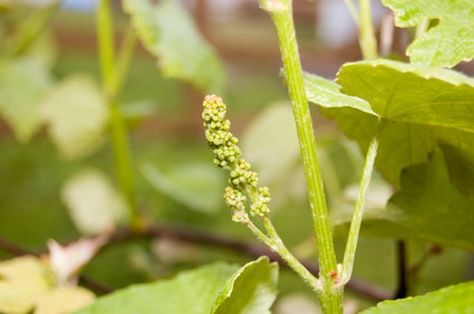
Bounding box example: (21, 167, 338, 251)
(96, 0, 140, 228)
(340, 127, 380, 284)
(259, 1, 341, 312)
(358, 0, 378, 59)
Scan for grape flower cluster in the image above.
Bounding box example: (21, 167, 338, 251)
(202, 95, 271, 222)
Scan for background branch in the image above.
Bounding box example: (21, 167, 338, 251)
(0, 224, 392, 301)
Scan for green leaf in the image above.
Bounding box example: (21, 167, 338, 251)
(303, 72, 375, 116)
(0, 256, 50, 314)
(40, 75, 108, 159)
(76, 262, 239, 314)
(241, 103, 300, 185)
(0, 57, 52, 141)
(382, 0, 474, 67)
(141, 161, 225, 214)
(123, 0, 224, 93)
(305, 59, 474, 186)
(62, 169, 129, 235)
(362, 281, 474, 313)
(211, 257, 279, 314)
(357, 150, 474, 250)
(35, 287, 95, 314)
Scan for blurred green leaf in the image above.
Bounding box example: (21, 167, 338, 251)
(242, 103, 299, 185)
(362, 281, 474, 313)
(123, 0, 224, 93)
(62, 169, 129, 235)
(40, 75, 108, 159)
(0, 57, 52, 141)
(141, 161, 225, 214)
(211, 257, 279, 314)
(76, 262, 239, 314)
(305, 59, 474, 187)
(35, 287, 95, 314)
(382, 0, 474, 67)
(0, 256, 50, 314)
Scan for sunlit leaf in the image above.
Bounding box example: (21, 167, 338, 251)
(0, 256, 50, 313)
(363, 281, 474, 313)
(382, 0, 474, 67)
(76, 262, 239, 314)
(305, 59, 474, 187)
(40, 75, 107, 159)
(123, 0, 224, 93)
(0, 57, 52, 141)
(211, 257, 279, 314)
(35, 287, 95, 314)
(62, 169, 129, 235)
(141, 161, 225, 214)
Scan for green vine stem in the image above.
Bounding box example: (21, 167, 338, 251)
(258, 0, 341, 312)
(96, 0, 140, 228)
(358, 0, 378, 59)
(340, 125, 381, 285)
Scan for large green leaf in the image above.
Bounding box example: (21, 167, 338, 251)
(141, 161, 225, 214)
(211, 257, 279, 314)
(354, 150, 474, 250)
(75, 262, 239, 314)
(40, 75, 108, 159)
(382, 0, 474, 67)
(0, 57, 52, 141)
(123, 0, 224, 93)
(305, 59, 474, 187)
(362, 281, 474, 313)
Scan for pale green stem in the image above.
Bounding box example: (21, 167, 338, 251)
(107, 26, 137, 98)
(96, 0, 140, 228)
(340, 125, 381, 285)
(358, 0, 378, 59)
(261, 218, 321, 293)
(342, 0, 359, 25)
(258, 1, 341, 312)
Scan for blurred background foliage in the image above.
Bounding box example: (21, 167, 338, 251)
(0, 0, 473, 312)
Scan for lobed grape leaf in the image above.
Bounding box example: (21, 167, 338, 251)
(362, 281, 474, 313)
(355, 150, 474, 250)
(382, 0, 474, 67)
(305, 59, 474, 188)
(122, 0, 225, 93)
